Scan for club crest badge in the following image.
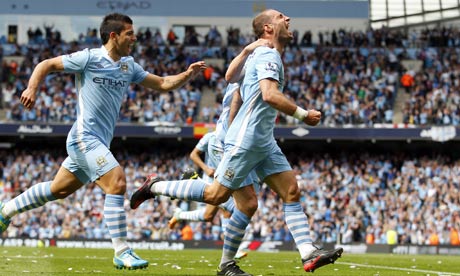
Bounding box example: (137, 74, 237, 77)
(120, 62, 129, 72)
(96, 156, 108, 167)
(223, 168, 235, 181)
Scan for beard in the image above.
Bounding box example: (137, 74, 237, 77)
(279, 31, 293, 45)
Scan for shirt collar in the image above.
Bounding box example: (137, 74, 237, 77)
(101, 45, 117, 63)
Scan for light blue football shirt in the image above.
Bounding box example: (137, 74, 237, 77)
(195, 131, 216, 182)
(224, 46, 284, 152)
(196, 131, 213, 156)
(214, 82, 239, 148)
(62, 46, 148, 147)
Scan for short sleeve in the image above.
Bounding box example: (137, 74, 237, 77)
(62, 49, 90, 73)
(196, 133, 211, 152)
(254, 50, 282, 83)
(131, 62, 149, 84)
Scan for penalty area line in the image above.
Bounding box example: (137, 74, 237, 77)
(337, 261, 460, 276)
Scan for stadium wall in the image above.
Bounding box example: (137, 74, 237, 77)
(0, 0, 368, 44)
(2, 238, 460, 256)
(0, 122, 458, 142)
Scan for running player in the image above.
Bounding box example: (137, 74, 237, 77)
(131, 9, 342, 275)
(0, 13, 205, 270)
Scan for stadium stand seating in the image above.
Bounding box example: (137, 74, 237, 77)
(0, 139, 459, 245)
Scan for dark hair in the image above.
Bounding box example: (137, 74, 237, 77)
(100, 13, 133, 44)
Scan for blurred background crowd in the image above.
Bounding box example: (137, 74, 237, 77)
(0, 140, 459, 246)
(2, 25, 460, 127)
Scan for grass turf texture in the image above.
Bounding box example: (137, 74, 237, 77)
(0, 247, 459, 276)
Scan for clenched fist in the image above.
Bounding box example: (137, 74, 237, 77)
(303, 109, 321, 126)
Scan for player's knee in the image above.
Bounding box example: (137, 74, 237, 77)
(236, 193, 258, 217)
(50, 180, 82, 199)
(111, 180, 127, 194)
(285, 183, 301, 202)
(203, 213, 215, 221)
(246, 197, 258, 216)
(207, 194, 229, 206)
(97, 167, 127, 195)
(102, 177, 127, 195)
(204, 185, 230, 205)
(53, 190, 73, 199)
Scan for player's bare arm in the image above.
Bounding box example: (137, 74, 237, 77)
(21, 56, 64, 110)
(190, 147, 215, 177)
(225, 39, 272, 83)
(141, 61, 206, 92)
(259, 78, 321, 126)
(228, 87, 242, 126)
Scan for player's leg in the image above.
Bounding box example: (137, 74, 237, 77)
(130, 140, 231, 209)
(1, 162, 84, 234)
(202, 204, 220, 221)
(262, 147, 342, 272)
(217, 185, 257, 276)
(168, 168, 219, 228)
(168, 204, 219, 229)
(265, 171, 318, 254)
(130, 176, 233, 209)
(215, 147, 260, 275)
(220, 199, 248, 260)
(267, 171, 343, 272)
(78, 139, 146, 270)
(96, 166, 147, 270)
(219, 206, 233, 237)
(219, 197, 249, 260)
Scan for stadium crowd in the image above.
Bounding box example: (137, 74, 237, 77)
(9, 25, 460, 126)
(400, 46, 460, 126)
(1, 22, 460, 247)
(0, 144, 459, 246)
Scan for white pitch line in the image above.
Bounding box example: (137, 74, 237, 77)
(337, 261, 460, 276)
(4, 255, 110, 260)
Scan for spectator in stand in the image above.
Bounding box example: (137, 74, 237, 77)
(300, 30, 312, 46)
(27, 27, 35, 44)
(180, 223, 193, 240)
(226, 26, 241, 46)
(205, 26, 222, 47)
(401, 70, 414, 93)
(44, 23, 54, 45)
(450, 223, 460, 245)
(167, 28, 178, 45)
(2, 82, 16, 109)
(184, 26, 200, 46)
(386, 224, 398, 245)
(428, 228, 440, 245)
(153, 29, 164, 45)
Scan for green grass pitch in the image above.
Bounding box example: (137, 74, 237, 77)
(0, 247, 459, 276)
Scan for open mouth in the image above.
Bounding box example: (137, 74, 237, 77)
(286, 23, 292, 36)
(287, 28, 293, 37)
(127, 44, 134, 53)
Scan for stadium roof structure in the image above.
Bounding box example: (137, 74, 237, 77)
(370, 0, 460, 29)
